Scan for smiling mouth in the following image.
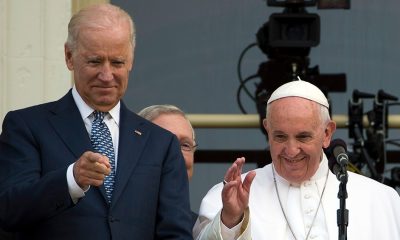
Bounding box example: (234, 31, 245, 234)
(284, 157, 304, 163)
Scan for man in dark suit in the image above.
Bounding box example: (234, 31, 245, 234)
(0, 3, 192, 240)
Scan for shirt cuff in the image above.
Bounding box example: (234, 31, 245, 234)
(221, 220, 242, 240)
(67, 163, 88, 203)
(221, 208, 250, 240)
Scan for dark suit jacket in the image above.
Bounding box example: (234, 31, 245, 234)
(0, 91, 193, 240)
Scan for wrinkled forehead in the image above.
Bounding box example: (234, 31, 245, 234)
(268, 99, 325, 132)
(266, 97, 324, 127)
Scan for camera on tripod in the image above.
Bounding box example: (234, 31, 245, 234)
(254, 0, 349, 135)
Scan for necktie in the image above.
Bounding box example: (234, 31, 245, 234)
(90, 111, 116, 203)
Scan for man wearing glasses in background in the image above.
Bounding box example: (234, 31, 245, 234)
(138, 104, 198, 226)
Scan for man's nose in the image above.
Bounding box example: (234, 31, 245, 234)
(98, 63, 113, 81)
(285, 140, 300, 157)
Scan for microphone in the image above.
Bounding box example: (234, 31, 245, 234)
(326, 139, 349, 182)
(328, 158, 346, 182)
(332, 139, 350, 167)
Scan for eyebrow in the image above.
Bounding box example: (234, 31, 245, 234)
(179, 136, 194, 143)
(296, 131, 312, 136)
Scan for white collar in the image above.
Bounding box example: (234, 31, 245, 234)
(71, 86, 120, 126)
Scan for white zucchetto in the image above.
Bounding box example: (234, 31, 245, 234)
(267, 79, 329, 108)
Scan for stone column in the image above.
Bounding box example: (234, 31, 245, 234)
(0, 0, 72, 123)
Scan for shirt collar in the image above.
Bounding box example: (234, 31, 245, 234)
(72, 85, 120, 126)
(310, 152, 329, 181)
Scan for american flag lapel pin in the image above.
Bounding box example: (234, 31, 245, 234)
(134, 130, 142, 136)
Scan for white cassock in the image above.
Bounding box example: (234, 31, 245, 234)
(193, 154, 400, 240)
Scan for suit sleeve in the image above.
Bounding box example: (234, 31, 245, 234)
(0, 111, 73, 231)
(155, 135, 193, 239)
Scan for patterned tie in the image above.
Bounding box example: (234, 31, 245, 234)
(90, 111, 116, 203)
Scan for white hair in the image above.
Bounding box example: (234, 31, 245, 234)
(138, 104, 196, 142)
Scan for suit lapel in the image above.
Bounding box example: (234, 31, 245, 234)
(111, 103, 149, 206)
(48, 95, 152, 205)
(48, 91, 108, 202)
(48, 91, 92, 159)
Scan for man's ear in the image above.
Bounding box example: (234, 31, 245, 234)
(262, 118, 268, 133)
(323, 120, 337, 148)
(65, 44, 74, 70)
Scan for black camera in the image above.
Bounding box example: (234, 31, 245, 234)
(268, 11, 320, 48)
(267, 0, 319, 49)
(260, 0, 349, 52)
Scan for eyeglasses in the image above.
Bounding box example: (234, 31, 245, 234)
(180, 142, 198, 152)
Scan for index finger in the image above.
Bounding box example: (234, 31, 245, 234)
(85, 151, 111, 169)
(235, 157, 246, 178)
(224, 157, 245, 183)
(95, 161, 112, 175)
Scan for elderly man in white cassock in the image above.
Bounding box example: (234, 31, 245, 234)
(193, 80, 400, 240)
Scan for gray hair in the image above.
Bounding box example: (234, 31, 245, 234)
(66, 3, 136, 52)
(138, 105, 196, 141)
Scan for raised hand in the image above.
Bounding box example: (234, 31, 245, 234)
(221, 157, 256, 228)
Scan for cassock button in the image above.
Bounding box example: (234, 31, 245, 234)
(310, 234, 317, 239)
(305, 208, 314, 215)
(303, 182, 312, 187)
